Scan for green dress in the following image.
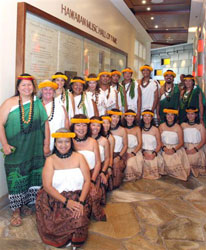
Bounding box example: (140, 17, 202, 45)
(160, 84, 180, 123)
(4, 96, 48, 210)
(179, 85, 206, 126)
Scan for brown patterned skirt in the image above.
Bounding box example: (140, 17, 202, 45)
(36, 188, 89, 248)
(162, 144, 190, 181)
(89, 170, 106, 221)
(185, 143, 206, 177)
(112, 152, 126, 188)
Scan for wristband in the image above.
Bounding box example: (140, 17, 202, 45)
(131, 152, 136, 156)
(172, 147, 176, 153)
(152, 151, 157, 157)
(100, 170, 107, 175)
(118, 154, 122, 160)
(194, 147, 199, 152)
(63, 197, 69, 208)
(91, 179, 96, 184)
(79, 200, 85, 206)
(108, 166, 113, 170)
(142, 149, 146, 155)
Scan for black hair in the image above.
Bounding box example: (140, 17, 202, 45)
(184, 74, 195, 86)
(70, 114, 90, 137)
(89, 116, 104, 136)
(140, 109, 155, 129)
(122, 109, 138, 128)
(109, 108, 122, 127)
(52, 128, 74, 154)
(163, 108, 178, 124)
(70, 76, 86, 92)
(85, 73, 100, 92)
(15, 73, 36, 96)
(185, 106, 200, 124)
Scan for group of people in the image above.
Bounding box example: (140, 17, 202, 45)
(0, 65, 206, 249)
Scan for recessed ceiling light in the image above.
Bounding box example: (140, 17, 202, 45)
(151, 0, 164, 3)
(155, 25, 158, 28)
(142, 0, 147, 4)
(147, 7, 151, 11)
(166, 29, 169, 30)
(151, 17, 154, 20)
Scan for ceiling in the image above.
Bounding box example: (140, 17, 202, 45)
(124, 0, 192, 48)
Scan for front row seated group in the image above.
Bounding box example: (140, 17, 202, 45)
(36, 107, 206, 248)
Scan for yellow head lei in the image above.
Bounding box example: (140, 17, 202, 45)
(98, 72, 111, 78)
(163, 109, 179, 115)
(17, 75, 34, 80)
(107, 110, 123, 116)
(122, 68, 133, 74)
(70, 79, 86, 84)
(124, 112, 136, 116)
(111, 71, 121, 76)
(85, 77, 99, 82)
(184, 77, 195, 80)
(71, 118, 90, 124)
(51, 132, 76, 138)
(90, 119, 103, 124)
(186, 109, 198, 113)
(52, 74, 68, 81)
(163, 71, 176, 78)
(140, 65, 153, 72)
(38, 81, 58, 90)
(101, 116, 112, 122)
(141, 111, 154, 117)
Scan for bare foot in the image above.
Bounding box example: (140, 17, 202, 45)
(10, 208, 22, 227)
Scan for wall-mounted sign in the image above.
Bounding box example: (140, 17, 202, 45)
(61, 4, 117, 45)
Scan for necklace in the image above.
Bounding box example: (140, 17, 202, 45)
(166, 120, 175, 127)
(143, 124, 152, 131)
(141, 78, 150, 88)
(42, 99, 55, 122)
(19, 96, 34, 134)
(55, 148, 73, 158)
(110, 123, 120, 131)
(104, 131, 110, 139)
(188, 121, 195, 126)
(61, 88, 65, 103)
(74, 135, 88, 142)
(94, 134, 102, 140)
(126, 124, 135, 129)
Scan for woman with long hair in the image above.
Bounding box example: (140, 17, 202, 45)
(36, 128, 90, 249)
(90, 116, 110, 205)
(52, 72, 75, 120)
(179, 75, 206, 126)
(71, 76, 97, 118)
(122, 110, 143, 181)
(0, 73, 50, 226)
(181, 107, 206, 177)
(141, 110, 164, 179)
(108, 109, 128, 188)
(70, 114, 106, 221)
(159, 108, 190, 181)
(101, 115, 115, 191)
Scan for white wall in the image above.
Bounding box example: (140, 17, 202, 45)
(0, 0, 151, 200)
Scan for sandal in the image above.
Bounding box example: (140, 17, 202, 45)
(21, 205, 33, 216)
(10, 210, 22, 227)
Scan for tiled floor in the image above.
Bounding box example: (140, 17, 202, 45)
(0, 176, 206, 250)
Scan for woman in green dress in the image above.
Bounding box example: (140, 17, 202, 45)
(0, 73, 50, 227)
(179, 75, 206, 126)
